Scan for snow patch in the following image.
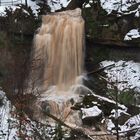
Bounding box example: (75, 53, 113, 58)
(110, 109, 130, 118)
(0, 0, 39, 16)
(0, 90, 18, 140)
(48, 0, 71, 12)
(100, 0, 140, 16)
(107, 119, 115, 131)
(107, 114, 140, 139)
(27, 0, 39, 14)
(121, 114, 140, 131)
(81, 106, 102, 119)
(101, 60, 140, 92)
(124, 29, 140, 40)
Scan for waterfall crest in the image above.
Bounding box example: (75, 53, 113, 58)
(31, 8, 85, 91)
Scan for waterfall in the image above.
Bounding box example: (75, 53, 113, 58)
(28, 9, 85, 126)
(30, 8, 85, 91)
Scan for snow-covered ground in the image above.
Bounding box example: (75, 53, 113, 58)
(0, 0, 70, 15)
(0, 90, 18, 140)
(0, 90, 57, 140)
(84, 0, 140, 17)
(0, 0, 39, 16)
(100, 60, 140, 138)
(48, 0, 70, 12)
(100, 0, 140, 16)
(1, 0, 140, 15)
(101, 60, 140, 92)
(0, 71, 139, 139)
(107, 114, 140, 140)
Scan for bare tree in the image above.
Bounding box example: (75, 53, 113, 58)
(25, 0, 28, 7)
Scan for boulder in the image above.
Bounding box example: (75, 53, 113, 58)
(81, 106, 102, 125)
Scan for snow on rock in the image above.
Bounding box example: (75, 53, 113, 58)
(51, 0, 140, 15)
(0, 90, 18, 140)
(121, 114, 140, 130)
(0, 0, 69, 15)
(84, 0, 93, 8)
(109, 109, 131, 126)
(100, 0, 140, 16)
(27, 0, 39, 14)
(0, 0, 39, 16)
(81, 106, 102, 119)
(0, 0, 20, 6)
(107, 119, 115, 131)
(48, 0, 140, 15)
(1, 0, 140, 16)
(110, 109, 130, 119)
(120, 114, 140, 139)
(78, 84, 127, 111)
(100, 60, 140, 92)
(107, 114, 140, 139)
(48, 0, 71, 12)
(0, 90, 40, 140)
(0, 6, 19, 16)
(124, 29, 140, 40)
(135, 6, 140, 17)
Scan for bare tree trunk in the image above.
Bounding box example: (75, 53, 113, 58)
(25, 0, 28, 7)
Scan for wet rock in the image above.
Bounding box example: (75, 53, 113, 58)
(41, 101, 51, 114)
(32, 92, 83, 128)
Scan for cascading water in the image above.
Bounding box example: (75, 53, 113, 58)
(30, 8, 85, 91)
(29, 8, 85, 126)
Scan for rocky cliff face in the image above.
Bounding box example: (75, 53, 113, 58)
(83, 0, 140, 46)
